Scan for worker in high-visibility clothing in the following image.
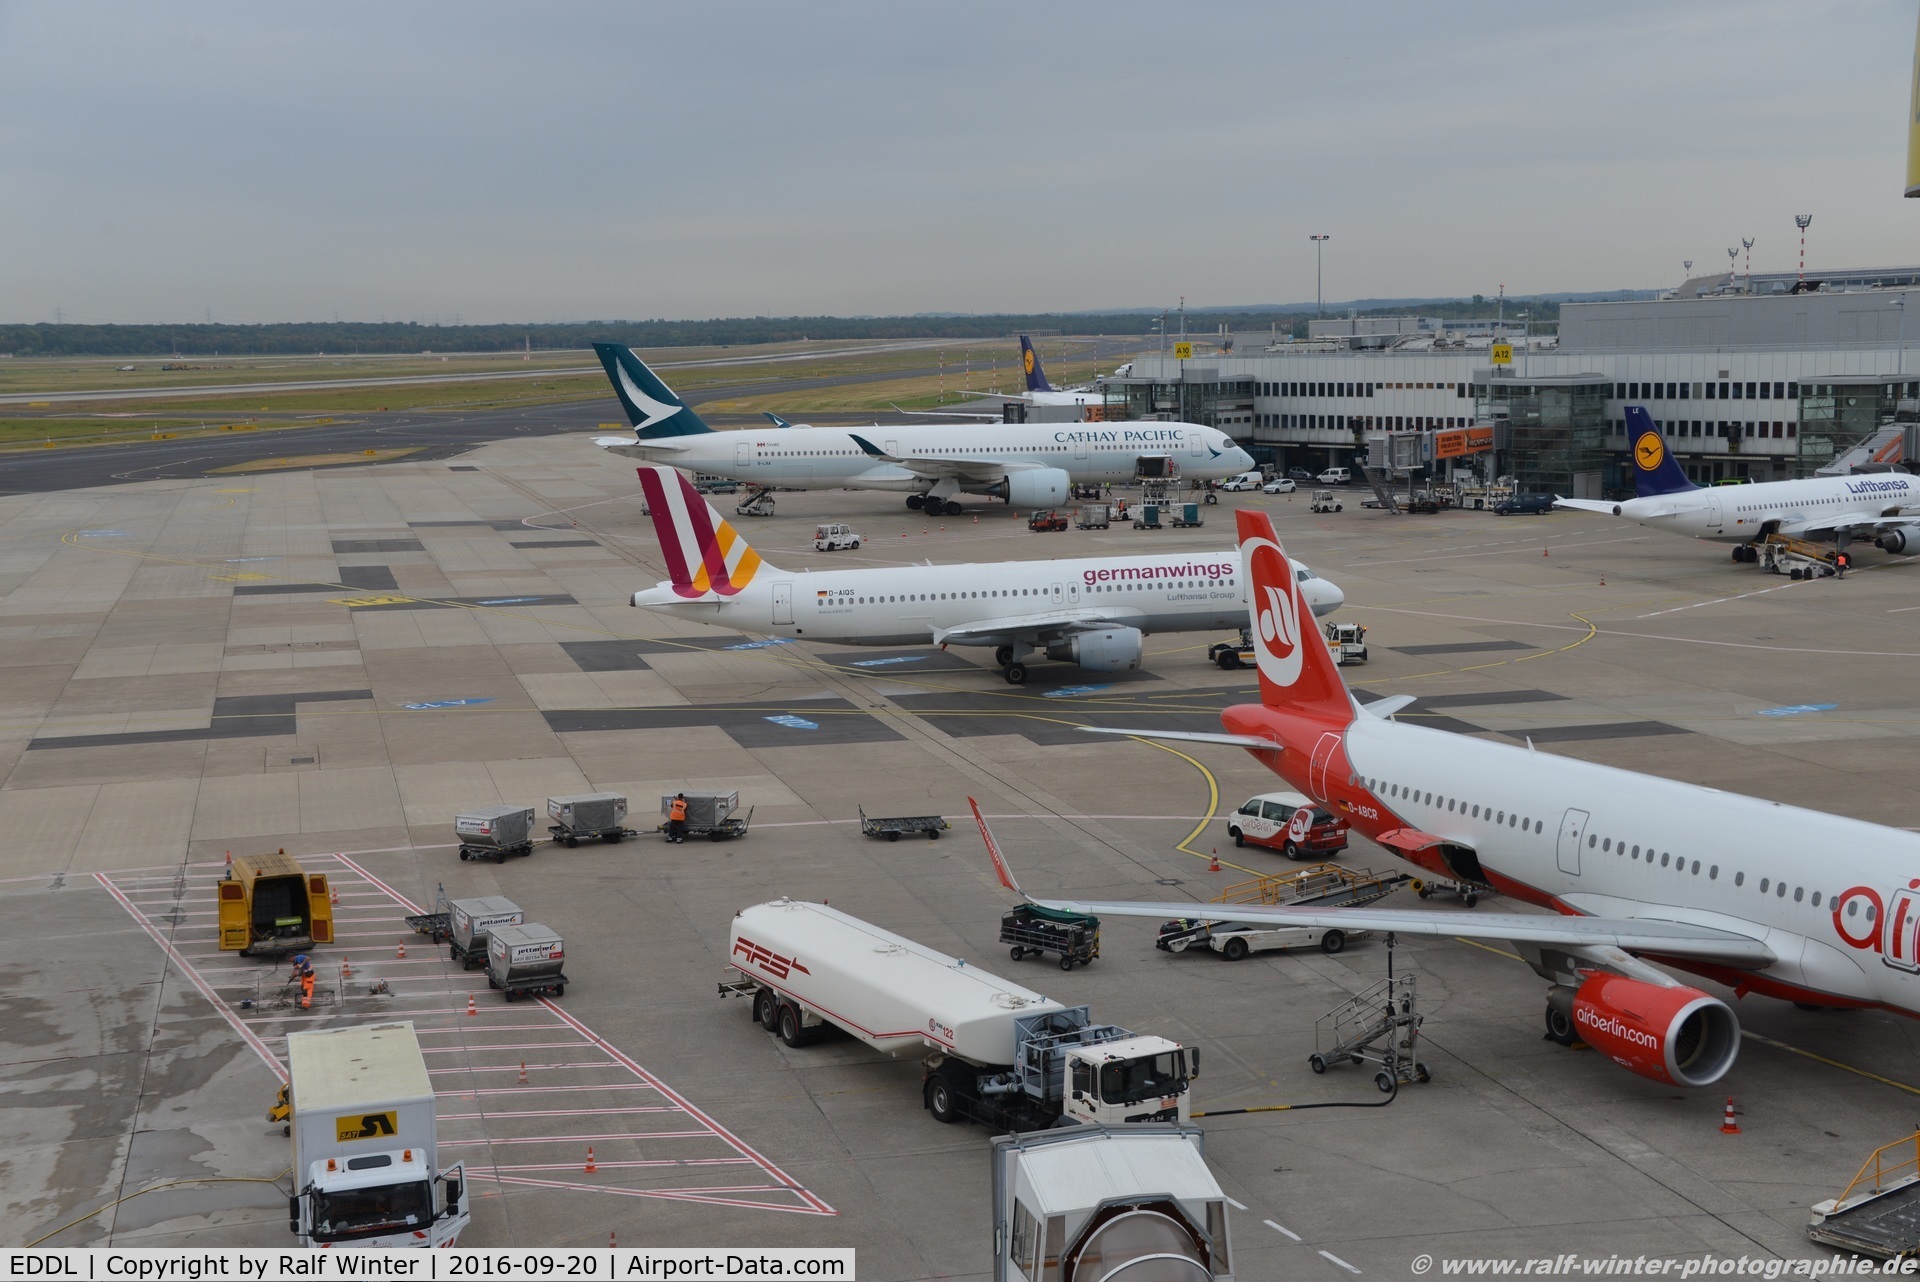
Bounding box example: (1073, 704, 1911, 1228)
(666, 793, 688, 844)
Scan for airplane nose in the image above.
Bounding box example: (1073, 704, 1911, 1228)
(1315, 580, 1345, 616)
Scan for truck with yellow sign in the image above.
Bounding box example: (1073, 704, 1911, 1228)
(285, 1022, 470, 1248)
(217, 850, 333, 957)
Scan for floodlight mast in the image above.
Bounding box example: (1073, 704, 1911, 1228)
(1742, 238, 1755, 290)
(1310, 235, 1331, 316)
(1795, 215, 1813, 281)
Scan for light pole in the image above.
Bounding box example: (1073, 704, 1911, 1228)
(1310, 235, 1330, 317)
(1795, 215, 1812, 282)
(1894, 297, 1907, 383)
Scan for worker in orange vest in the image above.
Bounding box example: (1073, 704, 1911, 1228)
(666, 793, 688, 844)
(1835, 550, 1850, 579)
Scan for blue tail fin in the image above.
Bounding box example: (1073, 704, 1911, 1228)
(1626, 406, 1698, 497)
(1019, 335, 1054, 393)
(593, 343, 712, 438)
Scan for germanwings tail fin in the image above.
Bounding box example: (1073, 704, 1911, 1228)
(1236, 508, 1354, 717)
(635, 465, 769, 597)
(1626, 406, 1698, 498)
(1019, 335, 1055, 393)
(593, 343, 713, 439)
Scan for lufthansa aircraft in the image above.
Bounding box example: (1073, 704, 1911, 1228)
(591, 343, 1254, 516)
(1557, 405, 1920, 563)
(629, 465, 1341, 685)
(967, 506, 1920, 1089)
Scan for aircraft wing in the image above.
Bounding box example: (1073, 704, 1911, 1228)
(1552, 497, 1618, 515)
(850, 433, 1049, 481)
(1777, 513, 1920, 539)
(967, 798, 1775, 969)
(932, 608, 1147, 648)
(887, 403, 1002, 421)
(1078, 726, 1284, 749)
(595, 435, 690, 459)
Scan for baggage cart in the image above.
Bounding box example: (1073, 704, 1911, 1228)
(1000, 904, 1100, 971)
(1074, 503, 1110, 530)
(858, 805, 948, 842)
(1132, 503, 1162, 530)
(1169, 502, 1204, 528)
(455, 804, 537, 862)
(447, 895, 523, 970)
(485, 923, 568, 1001)
(546, 792, 631, 846)
(404, 883, 452, 943)
(660, 790, 752, 842)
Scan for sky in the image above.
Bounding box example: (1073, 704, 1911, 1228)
(2, 1, 1917, 324)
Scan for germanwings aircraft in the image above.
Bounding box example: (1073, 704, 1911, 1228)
(1557, 405, 1920, 562)
(591, 343, 1252, 517)
(970, 506, 1920, 1088)
(629, 466, 1341, 685)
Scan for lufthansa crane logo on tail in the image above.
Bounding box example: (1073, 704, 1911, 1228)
(1634, 431, 1665, 472)
(1023, 349, 1036, 375)
(1246, 536, 1304, 688)
(617, 365, 685, 431)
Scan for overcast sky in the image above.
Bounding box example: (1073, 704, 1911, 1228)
(3, 1, 1916, 324)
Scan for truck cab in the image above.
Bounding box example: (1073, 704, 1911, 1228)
(1062, 1035, 1195, 1125)
(300, 1147, 452, 1246)
(1228, 791, 1349, 859)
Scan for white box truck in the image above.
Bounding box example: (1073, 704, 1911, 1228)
(723, 898, 1197, 1132)
(285, 1021, 470, 1248)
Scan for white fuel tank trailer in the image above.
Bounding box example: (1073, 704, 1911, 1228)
(726, 898, 1197, 1132)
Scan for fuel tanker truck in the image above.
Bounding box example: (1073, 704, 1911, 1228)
(722, 898, 1197, 1132)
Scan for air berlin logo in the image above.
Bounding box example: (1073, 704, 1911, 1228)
(1246, 538, 1303, 688)
(1288, 808, 1313, 843)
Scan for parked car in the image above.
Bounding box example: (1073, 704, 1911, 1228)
(1494, 493, 1557, 516)
(1227, 791, 1350, 859)
(1218, 472, 1264, 492)
(1027, 509, 1069, 532)
(1317, 467, 1352, 485)
(1287, 467, 1315, 483)
(1262, 477, 1297, 494)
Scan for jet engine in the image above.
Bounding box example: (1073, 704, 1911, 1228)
(995, 468, 1071, 508)
(1549, 973, 1739, 1088)
(1046, 626, 1143, 673)
(1877, 527, 1920, 554)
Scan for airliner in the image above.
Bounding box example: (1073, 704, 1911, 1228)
(630, 465, 1342, 685)
(1556, 405, 1920, 563)
(968, 506, 1920, 1089)
(591, 343, 1253, 517)
(903, 336, 1122, 419)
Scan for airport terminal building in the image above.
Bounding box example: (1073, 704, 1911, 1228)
(1106, 280, 1920, 497)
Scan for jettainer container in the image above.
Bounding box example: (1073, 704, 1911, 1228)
(724, 898, 1197, 1132)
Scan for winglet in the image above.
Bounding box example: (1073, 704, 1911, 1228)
(969, 797, 1022, 896)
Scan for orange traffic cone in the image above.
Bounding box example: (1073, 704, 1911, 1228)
(939, 523, 945, 532)
(225, 850, 233, 869)
(1599, 576, 1607, 587)
(1207, 848, 1221, 872)
(340, 958, 352, 979)
(609, 1230, 617, 1249)
(396, 940, 406, 959)
(1720, 1098, 1741, 1134)
(466, 994, 477, 1017)
(1542, 547, 1549, 557)
(329, 886, 339, 906)
(518, 1061, 528, 1086)
(973, 515, 978, 524)
(584, 1145, 598, 1174)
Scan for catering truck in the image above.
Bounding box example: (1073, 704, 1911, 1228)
(285, 1022, 469, 1248)
(723, 898, 1197, 1132)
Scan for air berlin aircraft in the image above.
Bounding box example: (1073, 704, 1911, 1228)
(970, 507, 1920, 1089)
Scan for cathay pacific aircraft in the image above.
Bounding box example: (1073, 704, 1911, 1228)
(591, 343, 1253, 517)
(1557, 406, 1920, 564)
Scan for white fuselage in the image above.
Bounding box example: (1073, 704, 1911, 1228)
(1608, 473, 1918, 543)
(1333, 714, 1920, 1012)
(636, 551, 1339, 647)
(614, 420, 1253, 492)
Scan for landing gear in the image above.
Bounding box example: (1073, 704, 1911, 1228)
(1003, 663, 1028, 685)
(906, 494, 925, 510)
(939, 499, 964, 517)
(994, 645, 1014, 666)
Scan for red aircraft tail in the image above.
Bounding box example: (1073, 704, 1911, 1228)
(1235, 508, 1354, 719)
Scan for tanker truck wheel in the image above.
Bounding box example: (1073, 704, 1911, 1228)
(778, 1003, 810, 1048)
(926, 1072, 962, 1124)
(755, 988, 779, 1030)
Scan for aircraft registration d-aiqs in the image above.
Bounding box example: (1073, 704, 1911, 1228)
(591, 342, 1254, 516)
(965, 506, 1920, 1089)
(629, 465, 1341, 685)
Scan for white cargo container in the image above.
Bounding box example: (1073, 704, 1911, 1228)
(285, 1022, 468, 1248)
(724, 899, 1196, 1132)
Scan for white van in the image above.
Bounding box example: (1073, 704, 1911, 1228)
(1218, 471, 1265, 492)
(1227, 791, 1349, 859)
(1317, 467, 1352, 486)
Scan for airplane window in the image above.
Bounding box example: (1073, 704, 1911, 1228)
(1868, 903, 1877, 921)
(1587, 834, 1596, 848)
(1759, 878, 1769, 892)
(1793, 886, 1803, 901)
(1778, 883, 1789, 898)
(1601, 837, 1610, 852)
(1446, 799, 1455, 812)
(1709, 865, 1718, 879)
(1691, 860, 1700, 875)
(1496, 811, 1504, 823)
(1811, 891, 1821, 906)
(1507, 814, 1516, 826)
(1535, 820, 1544, 833)
(1659, 852, 1669, 867)
(1630, 844, 1639, 857)
(1735, 872, 1745, 886)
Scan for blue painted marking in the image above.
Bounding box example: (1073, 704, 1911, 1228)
(850, 656, 924, 667)
(725, 638, 796, 650)
(80, 529, 130, 537)
(478, 597, 540, 605)
(403, 698, 496, 710)
(224, 556, 279, 563)
(1756, 703, 1837, 717)
(1044, 684, 1111, 699)
(764, 714, 818, 730)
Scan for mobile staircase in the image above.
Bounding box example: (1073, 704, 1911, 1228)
(1809, 1130, 1920, 1258)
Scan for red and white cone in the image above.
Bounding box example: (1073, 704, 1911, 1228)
(1720, 1097, 1741, 1135)
(1207, 848, 1221, 872)
(609, 1230, 616, 1249)
(395, 940, 406, 959)
(466, 993, 477, 1017)
(1542, 547, 1549, 557)
(340, 959, 352, 979)
(329, 885, 338, 906)
(517, 1061, 528, 1086)
(584, 1145, 598, 1174)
